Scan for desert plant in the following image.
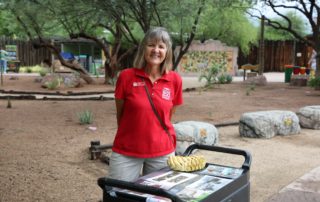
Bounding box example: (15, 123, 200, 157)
(308, 76, 320, 89)
(20, 65, 45, 73)
(198, 63, 220, 87)
(225, 74, 233, 84)
(26, 67, 32, 73)
(78, 110, 94, 124)
(39, 68, 48, 77)
(217, 74, 227, 84)
(217, 73, 233, 84)
(246, 84, 256, 96)
(45, 77, 62, 90)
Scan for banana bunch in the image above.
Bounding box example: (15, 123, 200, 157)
(167, 155, 206, 172)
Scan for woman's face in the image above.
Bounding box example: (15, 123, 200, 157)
(144, 40, 167, 68)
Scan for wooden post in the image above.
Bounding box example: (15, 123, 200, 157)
(259, 15, 265, 75)
(0, 49, 3, 86)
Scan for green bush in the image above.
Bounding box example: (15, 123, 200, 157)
(198, 63, 220, 87)
(19, 65, 46, 73)
(78, 110, 94, 125)
(308, 76, 320, 88)
(39, 68, 48, 77)
(45, 77, 62, 90)
(225, 74, 233, 84)
(217, 74, 227, 84)
(26, 67, 32, 73)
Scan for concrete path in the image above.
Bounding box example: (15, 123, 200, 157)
(266, 166, 320, 202)
(183, 72, 285, 89)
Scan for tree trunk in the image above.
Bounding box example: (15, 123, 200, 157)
(33, 41, 94, 84)
(69, 60, 95, 84)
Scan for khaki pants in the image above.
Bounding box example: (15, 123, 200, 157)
(108, 151, 175, 182)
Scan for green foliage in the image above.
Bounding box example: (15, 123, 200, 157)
(2, 0, 259, 76)
(26, 68, 32, 73)
(264, 11, 309, 41)
(20, 65, 46, 73)
(196, 3, 258, 54)
(45, 77, 62, 90)
(0, 4, 26, 38)
(225, 74, 233, 83)
(217, 73, 233, 84)
(245, 84, 256, 96)
(199, 62, 223, 87)
(39, 68, 48, 77)
(78, 110, 94, 125)
(308, 76, 320, 88)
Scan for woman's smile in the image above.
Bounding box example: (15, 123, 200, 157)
(145, 41, 167, 67)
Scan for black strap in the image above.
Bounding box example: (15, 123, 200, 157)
(141, 78, 174, 144)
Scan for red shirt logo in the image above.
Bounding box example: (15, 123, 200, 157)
(162, 87, 171, 100)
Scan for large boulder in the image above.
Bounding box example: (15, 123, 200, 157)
(244, 75, 267, 86)
(173, 121, 219, 155)
(297, 106, 320, 130)
(239, 110, 300, 138)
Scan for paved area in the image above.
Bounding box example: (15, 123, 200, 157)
(266, 166, 320, 202)
(182, 72, 285, 89)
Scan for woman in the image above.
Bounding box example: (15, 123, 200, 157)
(108, 27, 183, 181)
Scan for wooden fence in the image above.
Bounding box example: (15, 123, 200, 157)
(0, 37, 51, 66)
(238, 40, 310, 72)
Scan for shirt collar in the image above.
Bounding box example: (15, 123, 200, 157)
(134, 68, 172, 81)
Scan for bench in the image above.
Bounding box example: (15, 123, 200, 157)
(241, 64, 259, 81)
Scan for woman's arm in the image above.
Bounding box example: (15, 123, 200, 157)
(115, 99, 124, 127)
(170, 106, 178, 121)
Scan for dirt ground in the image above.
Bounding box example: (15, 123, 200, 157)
(0, 74, 320, 202)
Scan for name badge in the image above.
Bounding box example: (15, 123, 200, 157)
(133, 82, 145, 87)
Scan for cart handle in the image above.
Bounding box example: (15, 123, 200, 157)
(182, 144, 252, 170)
(98, 177, 183, 202)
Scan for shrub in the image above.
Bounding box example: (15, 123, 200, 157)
(198, 63, 220, 87)
(217, 74, 227, 84)
(26, 67, 32, 73)
(19, 65, 46, 73)
(225, 74, 233, 84)
(308, 76, 320, 88)
(78, 110, 94, 124)
(217, 73, 233, 84)
(39, 68, 48, 77)
(45, 77, 62, 90)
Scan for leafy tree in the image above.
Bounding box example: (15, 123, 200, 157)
(2, 0, 259, 84)
(198, 1, 258, 54)
(248, 0, 320, 78)
(3, 0, 98, 83)
(264, 11, 309, 40)
(0, 9, 23, 38)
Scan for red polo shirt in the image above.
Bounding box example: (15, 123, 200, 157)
(112, 68, 183, 158)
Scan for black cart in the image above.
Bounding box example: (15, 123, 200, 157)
(98, 144, 252, 202)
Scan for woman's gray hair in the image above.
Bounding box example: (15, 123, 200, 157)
(133, 27, 173, 74)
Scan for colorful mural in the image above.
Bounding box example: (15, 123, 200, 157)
(178, 51, 234, 74)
